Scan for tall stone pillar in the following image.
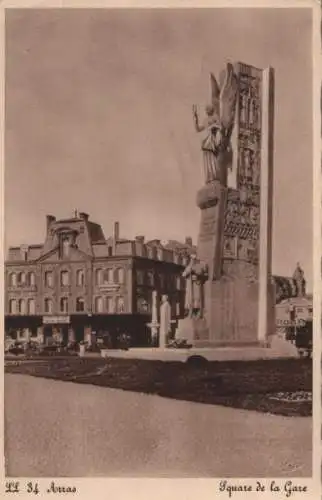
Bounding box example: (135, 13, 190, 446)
(193, 62, 275, 347)
(258, 67, 275, 343)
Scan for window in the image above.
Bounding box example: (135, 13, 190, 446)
(147, 271, 154, 287)
(106, 296, 114, 313)
(96, 269, 103, 285)
(9, 273, 17, 287)
(108, 247, 113, 257)
(29, 272, 36, 286)
(44, 298, 53, 314)
(18, 299, 26, 314)
(176, 302, 181, 316)
(95, 296, 103, 313)
(157, 248, 163, 260)
(137, 297, 149, 313)
(176, 276, 181, 290)
(136, 270, 144, 285)
(60, 297, 68, 313)
(76, 297, 85, 312)
(18, 272, 26, 285)
(45, 271, 53, 288)
(76, 269, 85, 287)
(115, 268, 124, 284)
(116, 296, 125, 313)
(60, 270, 69, 286)
(28, 299, 36, 315)
(9, 299, 17, 314)
(103, 268, 114, 283)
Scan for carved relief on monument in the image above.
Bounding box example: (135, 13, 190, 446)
(223, 236, 238, 259)
(223, 64, 262, 269)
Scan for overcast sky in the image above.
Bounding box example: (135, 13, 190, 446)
(5, 8, 313, 288)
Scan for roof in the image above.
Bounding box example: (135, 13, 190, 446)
(87, 222, 106, 243)
(277, 295, 313, 307)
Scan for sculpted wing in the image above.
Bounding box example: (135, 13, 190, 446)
(219, 63, 238, 130)
(210, 72, 220, 118)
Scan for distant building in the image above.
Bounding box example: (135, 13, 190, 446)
(275, 295, 313, 326)
(5, 212, 194, 346)
(164, 237, 197, 257)
(272, 265, 312, 328)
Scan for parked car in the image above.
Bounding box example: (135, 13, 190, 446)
(85, 342, 101, 353)
(7, 342, 25, 356)
(67, 341, 79, 352)
(295, 321, 312, 358)
(5, 338, 16, 353)
(117, 333, 131, 350)
(37, 344, 61, 355)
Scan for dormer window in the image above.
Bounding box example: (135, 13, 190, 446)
(57, 230, 77, 259)
(62, 236, 70, 258)
(20, 245, 28, 261)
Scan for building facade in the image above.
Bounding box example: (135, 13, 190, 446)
(5, 212, 193, 346)
(5, 211, 311, 346)
(273, 266, 312, 330)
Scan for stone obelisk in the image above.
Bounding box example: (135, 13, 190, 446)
(181, 62, 275, 347)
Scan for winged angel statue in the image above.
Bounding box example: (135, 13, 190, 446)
(193, 63, 238, 186)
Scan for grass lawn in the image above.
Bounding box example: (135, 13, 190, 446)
(5, 356, 312, 417)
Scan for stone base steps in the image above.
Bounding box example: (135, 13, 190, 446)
(101, 344, 299, 363)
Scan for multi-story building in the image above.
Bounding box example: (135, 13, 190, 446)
(5, 212, 193, 346)
(5, 211, 311, 346)
(273, 267, 313, 329)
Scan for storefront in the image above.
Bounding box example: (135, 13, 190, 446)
(42, 315, 71, 344)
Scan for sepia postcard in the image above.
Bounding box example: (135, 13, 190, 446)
(1, 1, 321, 499)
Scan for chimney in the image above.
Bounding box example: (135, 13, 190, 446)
(79, 212, 89, 221)
(114, 222, 120, 241)
(185, 236, 193, 247)
(113, 221, 120, 255)
(135, 236, 145, 243)
(46, 215, 56, 234)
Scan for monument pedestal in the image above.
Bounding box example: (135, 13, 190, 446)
(206, 266, 275, 346)
(175, 317, 209, 345)
(196, 181, 227, 281)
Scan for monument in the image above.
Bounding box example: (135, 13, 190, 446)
(176, 61, 275, 347)
(292, 262, 306, 297)
(147, 290, 160, 346)
(159, 295, 171, 348)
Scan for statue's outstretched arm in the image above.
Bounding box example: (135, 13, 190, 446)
(194, 122, 205, 133)
(192, 105, 205, 132)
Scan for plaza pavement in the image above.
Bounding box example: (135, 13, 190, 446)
(5, 374, 311, 477)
